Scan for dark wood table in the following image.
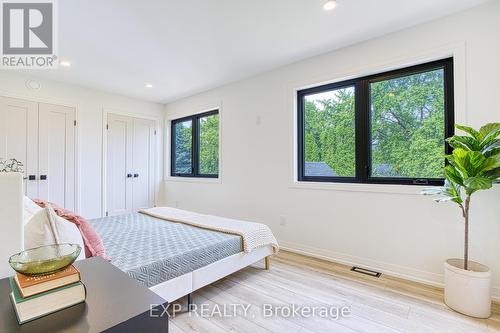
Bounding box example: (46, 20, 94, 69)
(1, 257, 169, 332)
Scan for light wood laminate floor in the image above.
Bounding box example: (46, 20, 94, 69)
(170, 251, 500, 333)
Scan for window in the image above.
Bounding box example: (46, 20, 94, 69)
(172, 119, 193, 174)
(302, 85, 357, 179)
(171, 110, 219, 177)
(297, 58, 454, 185)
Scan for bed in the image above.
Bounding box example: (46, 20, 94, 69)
(0, 173, 276, 303)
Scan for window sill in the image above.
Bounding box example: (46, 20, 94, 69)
(290, 181, 429, 195)
(165, 176, 221, 184)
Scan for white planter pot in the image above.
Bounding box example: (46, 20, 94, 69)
(444, 258, 492, 318)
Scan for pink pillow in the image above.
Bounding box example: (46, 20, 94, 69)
(32, 199, 110, 260)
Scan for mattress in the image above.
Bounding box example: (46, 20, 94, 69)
(89, 213, 243, 287)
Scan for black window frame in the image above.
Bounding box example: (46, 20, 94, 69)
(171, 109, 219, 178)
(297, 58, 454, 186)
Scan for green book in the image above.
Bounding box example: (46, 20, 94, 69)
(9, 277, 86, 324)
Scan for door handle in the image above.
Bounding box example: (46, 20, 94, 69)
(127, 174, 132, 178)
(40, 175, 47, 180)
(27, 175, 36, 180)
(133, 173, 139, 178)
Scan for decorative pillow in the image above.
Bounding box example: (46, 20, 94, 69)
(24, 207, 86, 260)
(32, 199, 109, 260)
(23, 196, 42, 226)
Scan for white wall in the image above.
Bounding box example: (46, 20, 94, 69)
(163, 2, 500, 298)
(0, 71, 164, 219)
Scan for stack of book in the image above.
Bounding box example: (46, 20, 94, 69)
(9, 265, 86, 324)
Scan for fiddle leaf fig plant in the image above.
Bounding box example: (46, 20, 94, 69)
(422, 123, 500, 270)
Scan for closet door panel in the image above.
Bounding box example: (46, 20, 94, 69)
(132, 118, 155, 210)
(38, 103, 76, 210)
(106, 114, 133, 216)
(0, 97, 38, 197)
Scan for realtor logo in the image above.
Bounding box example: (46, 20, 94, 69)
(1, 0, 58, 68)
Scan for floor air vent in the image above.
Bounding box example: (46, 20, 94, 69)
(350, 266, 382, 278)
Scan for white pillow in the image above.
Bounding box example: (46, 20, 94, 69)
(23, 196, 42, 226)
(24, 206, 85, 260)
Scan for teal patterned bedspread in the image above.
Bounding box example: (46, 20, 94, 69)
(89, 213, 243, 287)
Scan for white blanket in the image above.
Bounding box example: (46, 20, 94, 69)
(139, 207, 279, 254)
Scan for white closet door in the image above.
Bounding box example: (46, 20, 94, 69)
(38, 103, 76, 210)
(106, 114, 133, 216)
(0, 97, 38, 197)
(132, 117, 155, 211)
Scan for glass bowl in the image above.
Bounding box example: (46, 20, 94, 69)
(8, 244, 81, 276)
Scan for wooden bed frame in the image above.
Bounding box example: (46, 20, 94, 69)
(0, 173, 272, 303)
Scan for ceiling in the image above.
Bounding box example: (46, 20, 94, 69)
(20, 0, 487, 103)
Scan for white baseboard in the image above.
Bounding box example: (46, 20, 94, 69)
(278, 240, 500, 302)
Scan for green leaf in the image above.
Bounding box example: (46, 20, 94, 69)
(464, 176, 493, 191)
(484, 168, 500, 182)
(446, 151, 468, 179)
(447, 140, 464, 151)
(448, 148, 485, 178)
(447, 136, 480, 151)
(467, 151, 487, 175)
(482, 140, 500, 155)
(455, 124, 481, 140)
(452, 148, 468, 159)
(444, 165, 464, 185)
(422, 180, 463, 205)
(481, 155, 500, 172)
(448, 181, 463, 205)
(421, 187, 445, 195)
(479, 133, 500, 155)
(479, 123, 500, 142)
(434, 196, 461, 203)
(448, 149, 487, 177)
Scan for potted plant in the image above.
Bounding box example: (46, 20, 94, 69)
(422, 123, 500, 318)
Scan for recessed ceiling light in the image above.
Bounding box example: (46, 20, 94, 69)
(323, 0, 337, 11)
(59, 60, 71, 67)
(145, 83, 153, 88)
(26, 80, 41, 90)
